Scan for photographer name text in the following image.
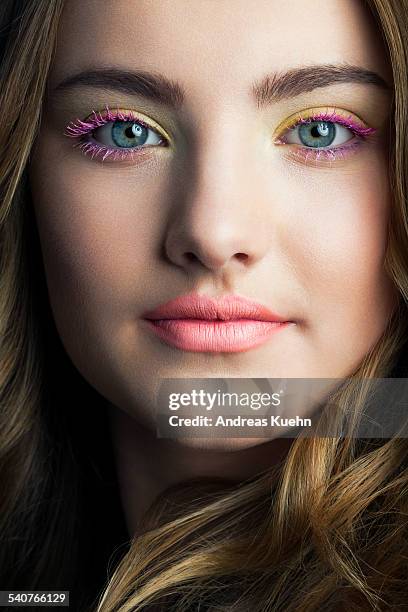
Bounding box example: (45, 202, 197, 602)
(167, 415, 312, 428)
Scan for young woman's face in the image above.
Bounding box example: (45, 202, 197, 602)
(30, 0, 395, 440)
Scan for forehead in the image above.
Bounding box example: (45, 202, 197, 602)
(49, 0, 389, 99)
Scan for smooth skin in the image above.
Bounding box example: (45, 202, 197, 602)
(29, 0, 396, 532)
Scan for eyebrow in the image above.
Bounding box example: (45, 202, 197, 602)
(253, 64, 390, 106)
(52, 64, 390, 109)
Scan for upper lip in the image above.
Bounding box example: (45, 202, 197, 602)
(142, 293, 289, 322)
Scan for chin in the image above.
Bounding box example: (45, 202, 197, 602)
(168, 436, 276, 452)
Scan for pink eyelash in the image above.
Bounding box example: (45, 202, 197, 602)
(292, 110, 375, 137)
(290, 141, 362, 163)
(64, 104, 165, 162)
(72, 141, 152, 162)
(276, 110, 376, 162)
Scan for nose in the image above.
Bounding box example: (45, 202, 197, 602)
(164, 118, 270, 276)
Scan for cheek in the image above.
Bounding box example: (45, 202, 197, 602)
(28, 142, 175, 382)
(278, 151, 396, 368)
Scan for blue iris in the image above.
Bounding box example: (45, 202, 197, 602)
(111, 121, 148, 148)
(298, 121, 336, 148)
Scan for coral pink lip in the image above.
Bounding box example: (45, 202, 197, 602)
(142, 293, 294, 353)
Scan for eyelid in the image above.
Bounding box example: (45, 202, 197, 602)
(65, 104, 173, 143)
(273, 106, 374, 142)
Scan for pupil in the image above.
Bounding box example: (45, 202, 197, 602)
(125, 124, 142, 139)
(311, 123, 329, 138)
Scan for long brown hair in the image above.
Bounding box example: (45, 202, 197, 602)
(1, 1, 408, 610)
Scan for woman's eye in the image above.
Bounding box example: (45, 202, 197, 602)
(92, 120, 164, 149)
(281, 121, 354, 149)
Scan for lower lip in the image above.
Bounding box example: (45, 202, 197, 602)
(144, 318, 290, 352)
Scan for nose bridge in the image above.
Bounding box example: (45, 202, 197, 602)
(164, 109, 269, 272)
(189, 120, 247, 225)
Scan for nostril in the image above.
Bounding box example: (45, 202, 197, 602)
(185, 252, 198, 262)
(235, 253, 249, 262)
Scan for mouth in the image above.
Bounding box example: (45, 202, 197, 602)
(142, 292, 294, 353)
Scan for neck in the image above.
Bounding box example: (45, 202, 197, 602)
(108, 405, 292, 536)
